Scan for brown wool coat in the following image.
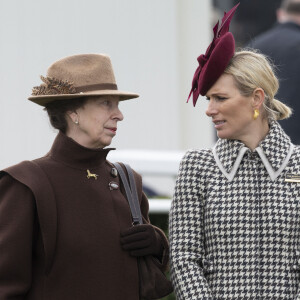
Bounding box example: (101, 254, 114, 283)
(0, 132, 169, 300)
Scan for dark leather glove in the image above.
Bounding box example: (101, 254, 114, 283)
(120, 224, 163, 257)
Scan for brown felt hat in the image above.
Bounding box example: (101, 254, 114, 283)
(28, 54, 139, 106)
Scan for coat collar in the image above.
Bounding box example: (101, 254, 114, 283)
(212, 121, 294, 181)
(49, 131, 115, 170)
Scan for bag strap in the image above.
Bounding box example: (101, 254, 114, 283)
(114, 163, 143, 225)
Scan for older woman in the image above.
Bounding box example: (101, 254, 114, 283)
(0, 54, 169, 299)
(169, 4, 300, 300)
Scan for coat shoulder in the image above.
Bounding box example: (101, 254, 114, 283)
(181, 148, 214, 168)
(290, 145, 300, 164)
(293, 144, 300, 152)
(0, 163, 34, 197)
(1, 161, 34, 180)
(177, 148, 215, 187)
(1, 160, 43, 183)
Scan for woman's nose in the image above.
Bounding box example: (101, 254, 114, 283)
(114, 106, 124, 121)
(205, 100, 217, 117)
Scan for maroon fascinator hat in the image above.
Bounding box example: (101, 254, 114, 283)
(187, 3, 240, 106)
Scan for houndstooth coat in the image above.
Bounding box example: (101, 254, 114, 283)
(169, 121, 300, 300)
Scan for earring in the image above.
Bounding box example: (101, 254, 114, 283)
(253, 109, 259, 120)
(75, 120, 79, 125)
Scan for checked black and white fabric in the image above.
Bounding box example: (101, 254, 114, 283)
(169, 121, 300, 300)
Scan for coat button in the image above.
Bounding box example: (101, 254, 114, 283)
(109, 181, 119, 190)
(293, 265, 298, 271)
(111, 167, 118, 177)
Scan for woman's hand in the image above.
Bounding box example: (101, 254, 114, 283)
(120, 224, 162, 257)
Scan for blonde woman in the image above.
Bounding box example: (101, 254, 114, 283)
(169, 4, 300, 300)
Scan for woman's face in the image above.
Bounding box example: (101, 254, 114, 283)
(205, 74, 257, 142)
(68, 96, 124, 149)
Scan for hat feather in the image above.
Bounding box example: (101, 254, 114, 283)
(32, 76, 76, 96)
(218, 3, 240, 37)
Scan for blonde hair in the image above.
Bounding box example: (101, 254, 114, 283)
(224, 50, 292, 120)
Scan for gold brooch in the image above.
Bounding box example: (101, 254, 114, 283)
(285, 173, 300, 183)
(86, 169, 98, 180)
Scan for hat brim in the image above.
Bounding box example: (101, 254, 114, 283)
(28, 89, 139, 106)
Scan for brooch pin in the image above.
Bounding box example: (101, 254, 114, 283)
(86, 169, 98, 180)
(285, 173, 300, 183)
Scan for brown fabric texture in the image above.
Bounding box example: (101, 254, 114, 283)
(28, 53, 139, 106)
(0, 132, 169, 300)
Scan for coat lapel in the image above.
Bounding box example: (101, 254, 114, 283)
(213, 121, 294, 182)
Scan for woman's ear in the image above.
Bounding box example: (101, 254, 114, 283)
(252, 88, 265, 110)
(66, 111, 79, 125)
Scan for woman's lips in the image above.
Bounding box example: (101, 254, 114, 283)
(106, 127, 117, 134)
(213, 120, 226, 129)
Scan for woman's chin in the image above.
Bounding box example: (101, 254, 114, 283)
(216, 130, 231, 140)
(95, 137, 113, 148)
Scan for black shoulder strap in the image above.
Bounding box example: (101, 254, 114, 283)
(1, 160, 57, 274)
(113, 163, 143, 225)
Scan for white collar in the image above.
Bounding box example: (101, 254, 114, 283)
(212, 121, 294, 182)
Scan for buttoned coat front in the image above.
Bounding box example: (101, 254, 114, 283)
(170, 121, 300, 299)
(0, 132, 168, 300)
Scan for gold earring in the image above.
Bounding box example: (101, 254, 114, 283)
(253, 109, 259, 120)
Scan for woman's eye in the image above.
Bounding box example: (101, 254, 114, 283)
(205, 96, 227, 101)
(216, 96, 227, 101)
(102, 100, 110, 106)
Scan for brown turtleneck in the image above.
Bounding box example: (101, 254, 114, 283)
(0, 132, 168, 300)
